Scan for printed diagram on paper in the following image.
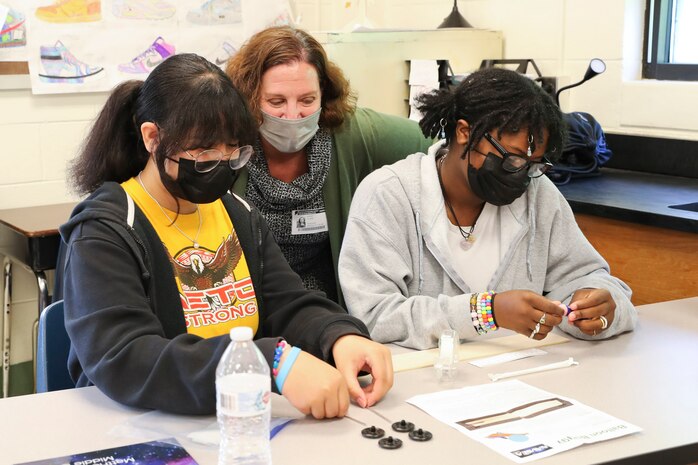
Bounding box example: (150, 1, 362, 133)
(407, 380, 641, 463)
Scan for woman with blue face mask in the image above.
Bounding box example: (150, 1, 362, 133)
(226, 26, 431, 306)
(338, 67, 638, 349)
(56, 53, 393, 416)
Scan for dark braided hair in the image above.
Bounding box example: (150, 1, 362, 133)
(416, 67, 566, 162)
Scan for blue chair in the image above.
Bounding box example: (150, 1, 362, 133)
(36, 299, 75, 392)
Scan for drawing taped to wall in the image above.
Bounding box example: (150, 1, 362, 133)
(21, 0, 293, 94)
(118, 36, 175, 74)
(0, 2, 30, 62)
(210, 39, 236, 67)
(187, 0, 241, 25)
(241, 0, 295, 37)
(27, 24, 112, 93)
(38, 39, 104, 83)
(0, 4, 25, 48)
(35, 0, 102, 23)
(112, 0, 176, 20)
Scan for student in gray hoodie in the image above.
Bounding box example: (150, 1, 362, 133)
(338, 68, 637, 350)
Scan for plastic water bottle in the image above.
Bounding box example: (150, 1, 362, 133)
(216, 326, 272, 465)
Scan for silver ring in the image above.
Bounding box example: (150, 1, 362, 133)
(539, 313, 546, 325)
(600, 315, 608, 330)
(529, 323, 541, 339)
(593, 329, 597, 336)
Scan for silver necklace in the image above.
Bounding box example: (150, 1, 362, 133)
(137, 173, 202, 249)
(437, 155, 476, 251)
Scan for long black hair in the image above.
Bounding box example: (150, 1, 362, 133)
(416, 67, 566, 161)
(70, 53, 257, 195)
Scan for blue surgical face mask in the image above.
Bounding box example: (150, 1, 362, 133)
(258, 108, 321, 153)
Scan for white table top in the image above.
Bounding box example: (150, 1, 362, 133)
(2, 297, 697, 465)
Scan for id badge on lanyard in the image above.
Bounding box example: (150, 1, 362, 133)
(291, 208, 328, 235)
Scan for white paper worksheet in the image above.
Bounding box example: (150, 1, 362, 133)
(407, 380, 641, 463)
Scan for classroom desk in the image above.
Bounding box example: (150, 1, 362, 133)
(0, 203, 76, 314)
(1, 298, 697, 465)
(0, 202, 77, 398)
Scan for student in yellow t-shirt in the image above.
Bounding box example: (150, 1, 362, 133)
(56, 53, 393, 417)
(123, 176, 260, 340)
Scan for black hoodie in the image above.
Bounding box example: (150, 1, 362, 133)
(56, 182, 369, 414)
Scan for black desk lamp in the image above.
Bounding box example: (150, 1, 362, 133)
(438, 0, 472, 28)
(555, 58, 606, 106)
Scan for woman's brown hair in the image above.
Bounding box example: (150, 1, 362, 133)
(226, 26, 356, 129)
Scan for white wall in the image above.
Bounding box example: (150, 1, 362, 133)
(0, 90, 108, 209)
(1, 0, 697, 210)
(296, 0, 698, 140)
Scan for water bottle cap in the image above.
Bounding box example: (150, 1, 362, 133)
(230, 326, 254, 341)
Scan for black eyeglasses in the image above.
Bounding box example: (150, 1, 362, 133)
(177, 145, 254, 173)
(479, 132, 553, 178)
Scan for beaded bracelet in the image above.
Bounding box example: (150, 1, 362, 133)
(272, 340, 287, 377)
(469, 291, 498, 334)
(490, 291, 499, 331)
(478, 291, 497, 332)
(470, 293, 487, 335)
(275, 346, 302, 394)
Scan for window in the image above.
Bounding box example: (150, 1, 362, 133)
(643, 0, 698, 81)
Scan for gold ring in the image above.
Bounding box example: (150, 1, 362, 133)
(600, 315, 608, 330)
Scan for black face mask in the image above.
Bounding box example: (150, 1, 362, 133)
(161, 158, 234, 204)
(467, 152, 531, 206)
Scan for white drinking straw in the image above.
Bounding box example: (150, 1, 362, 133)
(488, 357, 579, 382)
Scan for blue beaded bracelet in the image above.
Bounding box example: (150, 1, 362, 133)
(275, 346, 301, 393)
(272, 340, 287, 377)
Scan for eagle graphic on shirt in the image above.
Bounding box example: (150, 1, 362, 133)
(165, 228, 259, 334)
(167, 230, 242, 302)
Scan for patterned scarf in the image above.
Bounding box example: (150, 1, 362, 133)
(245, 129, 337, 300)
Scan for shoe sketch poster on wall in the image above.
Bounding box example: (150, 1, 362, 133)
(21, 0, 294, 94)
(0, 1, 28, 61)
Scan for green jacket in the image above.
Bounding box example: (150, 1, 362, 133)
(232, 107, 431, 306)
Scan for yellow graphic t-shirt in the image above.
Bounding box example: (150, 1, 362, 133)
(122, 178, 259, 338)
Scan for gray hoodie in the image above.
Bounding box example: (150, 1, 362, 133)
(338, 145, 637, 349)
